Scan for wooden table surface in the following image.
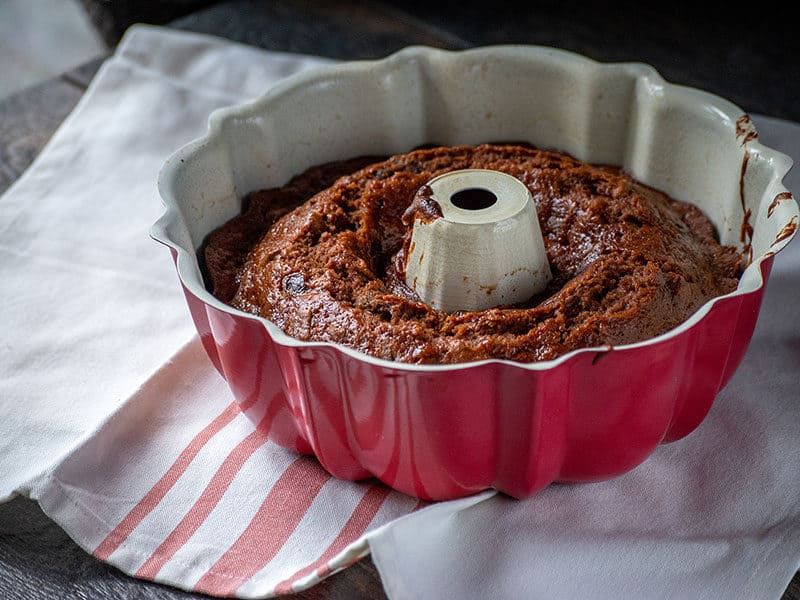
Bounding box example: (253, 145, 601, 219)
(1, 1, 798, 598)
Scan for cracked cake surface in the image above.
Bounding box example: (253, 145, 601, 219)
(203, 144, 739, 364)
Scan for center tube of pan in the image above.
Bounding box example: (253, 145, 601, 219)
(403, 169, 552, 313)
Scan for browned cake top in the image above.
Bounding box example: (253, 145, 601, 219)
(204, 144, 739, 364)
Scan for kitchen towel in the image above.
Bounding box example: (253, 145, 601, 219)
(1, 24, 798, 599)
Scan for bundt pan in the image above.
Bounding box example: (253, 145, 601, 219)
(153, 46, 798, 500)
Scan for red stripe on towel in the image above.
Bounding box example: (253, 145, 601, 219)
(93, 399, 254, 560)
(273, 484, 391, 594)
(134, 405, 277, 579)
(193, 456, 331, 596)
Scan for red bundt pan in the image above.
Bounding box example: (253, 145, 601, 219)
(154, 46, 798, 499)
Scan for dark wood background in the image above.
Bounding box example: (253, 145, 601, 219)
(1, 1, 798, 598)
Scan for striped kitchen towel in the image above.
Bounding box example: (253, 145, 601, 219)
(29, 339, 454, 597)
